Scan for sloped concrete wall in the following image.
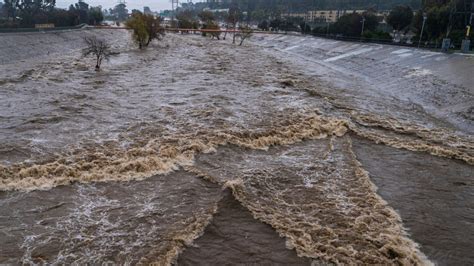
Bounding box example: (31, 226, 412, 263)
(0, 29, 131, 65)
(253, 35, 474, 133)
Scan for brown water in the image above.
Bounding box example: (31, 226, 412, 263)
(352, 136, 474, 265)
(178, 189, 314, 265)
(0, 31, 472, 265)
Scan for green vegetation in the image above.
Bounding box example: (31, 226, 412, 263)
(205, 0, 421, 20)
(310, 11, 378, 39)
(237, 25, 253, 45)
(176, 10, 199, 30)
(414, 0, 473, 47)
(125, 12, 164, 49)
(196, 0, 472, 49)
(0, 0, 104, 28)
(199, 10, 221, 39)
(107, 3, 128, 22)
(362, 30, 393, 41)
(387, 5, 414, 31)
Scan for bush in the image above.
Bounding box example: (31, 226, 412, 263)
(176, 10, 198, 33)
(203, 21, 221, 40)
(258, 20, 269, 31)
(237, 25, 253, 45)
(362, 30, 393, 42)
(126, 12, 164, 49)
(300, 22, 311, 34)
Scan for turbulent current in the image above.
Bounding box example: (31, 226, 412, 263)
(0, 30, 473, 265)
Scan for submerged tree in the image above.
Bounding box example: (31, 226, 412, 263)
(227, 6, 242, 44)
(238, 25, 253, 45)
(83, 36, 111, 70)
(206, 21, 222, 40)
(142, 13, 165, 46)
(126, 12, 164, 49)
(198, 10, 221, 40)
(126, 13, 148, 49)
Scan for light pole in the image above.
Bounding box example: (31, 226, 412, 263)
(418, 13, 427, 48)
(360, 17, 366, 41)
(326, 19, 330, 37)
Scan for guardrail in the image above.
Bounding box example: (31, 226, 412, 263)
(92, 26, 301, 36)
(0, 23, 88, 33)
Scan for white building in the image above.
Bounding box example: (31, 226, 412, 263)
(284, 10, 389, 23)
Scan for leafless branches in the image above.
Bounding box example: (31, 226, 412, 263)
(82, 36, 111, 70)
(238, 26, 253, 46)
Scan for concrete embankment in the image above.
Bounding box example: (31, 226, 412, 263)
(0, 28, 131, 65)
(253, 34, 474, 134)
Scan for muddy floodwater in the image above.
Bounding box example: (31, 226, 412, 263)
(0, 30, 473, 265)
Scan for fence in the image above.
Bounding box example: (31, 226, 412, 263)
(307, 33, 473, 51)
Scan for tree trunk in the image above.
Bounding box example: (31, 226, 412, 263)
(95, 55, 100, 71)
(232, 25, 237, 44)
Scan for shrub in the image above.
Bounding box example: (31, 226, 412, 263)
(126, 12, 164, 49)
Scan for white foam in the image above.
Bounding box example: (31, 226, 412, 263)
(324, 47, 373, 62)
(391, 49, 411, 54)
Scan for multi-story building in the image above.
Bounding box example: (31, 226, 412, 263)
(281, 12, 310, 21)
(206, 0, 231, 4)
(285, 10, 389, 23)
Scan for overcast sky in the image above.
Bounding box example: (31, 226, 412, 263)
(56, 0, 200, 12)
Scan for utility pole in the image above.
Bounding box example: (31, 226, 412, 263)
(418, 13, 427, 48)
(460, 3, 473, 52)
(468, 13, 473, 38)
(171, 0, 179, 27)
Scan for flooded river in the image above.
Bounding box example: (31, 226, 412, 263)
(0, 30, 472, 265)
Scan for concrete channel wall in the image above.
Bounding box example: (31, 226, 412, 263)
(0, 28, 130, 65)
(253, 34, 474, 133)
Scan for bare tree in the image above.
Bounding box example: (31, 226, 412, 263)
(143, 14, 165, 46)
(238, 26, 253, 46)
(83, 36, 111, 70)
(227, 6, 241, 44)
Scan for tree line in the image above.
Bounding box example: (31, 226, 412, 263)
(206, 0, 472, 48)
(175, 8, 253, 45)
(414, 0, 473, 46)
(207, 0, 420, 19)
(0, 0, 104, 28)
